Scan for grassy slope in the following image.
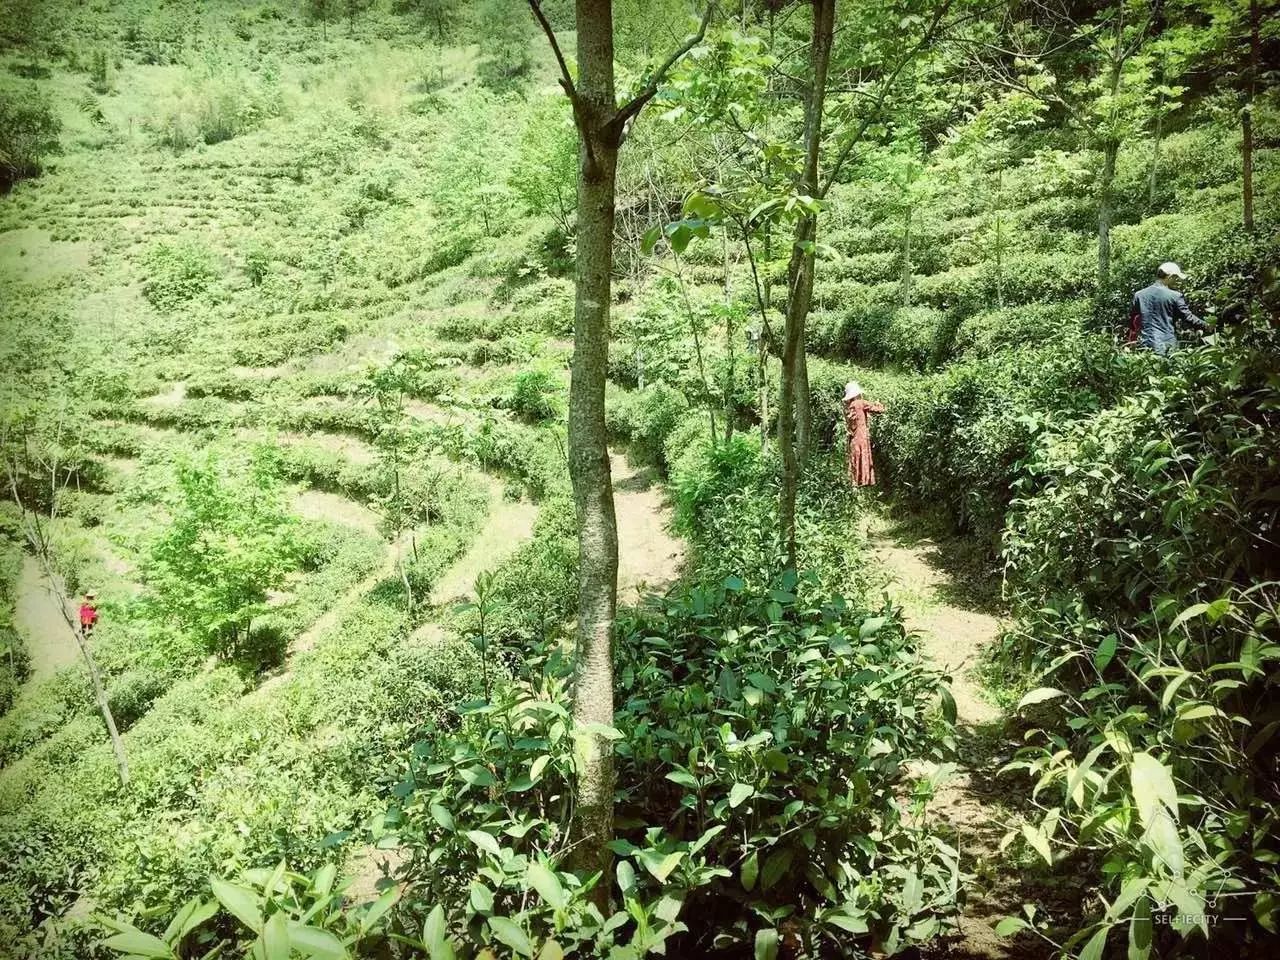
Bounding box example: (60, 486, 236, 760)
(0, 8, 586, 948)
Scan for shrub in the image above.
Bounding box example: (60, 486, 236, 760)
(147, 70, 283, 150)
(607, 384, 689, 471)
(388, 576, 958, 957)
(142, 241, 220, 312)
(105, 664, 177, 729)
(0, 87, 60, 192)
(996, 324, 1280, 953)
(504, 366, 560, 422)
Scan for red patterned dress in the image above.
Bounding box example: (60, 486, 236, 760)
(844, 397, 885, 487)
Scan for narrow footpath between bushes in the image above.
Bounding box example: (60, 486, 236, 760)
(866, 511, 1047, 960)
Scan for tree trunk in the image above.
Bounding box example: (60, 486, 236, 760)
(74, 620, 129, 786)
(1243, 0, 1258, 233)
(1096, 57, 1122, 299)
(901, 204, 913, 307)
(778, 0, 834, 568)
(1097, 138, 1118, 298)
(567, 0, 621, 904)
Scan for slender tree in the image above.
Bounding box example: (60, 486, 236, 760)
(1, 413, 130, 787)
(777, 0, 834, 566)
(525, 0, 713, 897)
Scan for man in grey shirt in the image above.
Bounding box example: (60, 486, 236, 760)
(1128, 261, 1206, 354)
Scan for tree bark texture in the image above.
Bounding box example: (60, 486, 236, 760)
(778, 0, 834, 568)
(568, 0, 620, 896)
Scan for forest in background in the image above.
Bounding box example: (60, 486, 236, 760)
(0, 0, 1277, 958)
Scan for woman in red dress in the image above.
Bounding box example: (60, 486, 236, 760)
(843, 381, 884, 487)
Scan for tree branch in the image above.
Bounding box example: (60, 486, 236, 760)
(605, 2, 717, 143)
(819, 0, 956, 196)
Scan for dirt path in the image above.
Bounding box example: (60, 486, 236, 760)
(611, 452, 685, 603)
(14, 558, 80, 683)
(430, 477, 537, 606)
(868, 514, 1038, 960)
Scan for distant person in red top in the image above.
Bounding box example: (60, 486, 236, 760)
(79, 591, 99, 637)
(843, 381, 885, 487)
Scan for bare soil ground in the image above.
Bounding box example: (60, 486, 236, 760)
(13, 557, 79, 683)
(430, 478, 537, 606)
(611, 452, 685, 603)
(868, 513, 1048, 960)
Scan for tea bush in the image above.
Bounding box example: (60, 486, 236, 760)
(506, 367, 562, 423)
(0, 86, 61, 191)
(142, 240, 221, 313)
(994, 324, 1280, 954)
(606, 383, 689, 470)
(383, 575, 957, 958)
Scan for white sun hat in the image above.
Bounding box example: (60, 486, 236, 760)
(843, 381, 862, 400)
(1158, 261, 1186, 279)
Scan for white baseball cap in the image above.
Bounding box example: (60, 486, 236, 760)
(1157, 261, 1186, 279)
(843, 381, 862, 400)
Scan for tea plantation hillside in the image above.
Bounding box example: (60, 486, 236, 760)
(2, 1, 1278, 959)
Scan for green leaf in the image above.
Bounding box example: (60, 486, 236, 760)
(858, 616, 887, 639)
(210, 879, 261, 934)
(741, 851, 759, 892)
(1016, 687, 1066, 710)
(939, 686, 957, 724)
(1079, 925, 1110, 960)
(429, 804, 455, 832)
(754, 928, 779, 960)
(1130, 753, 1178, 831)
(1094, 634, 1118, 671)
(1128, 895, 1152, 960)
(1169, 602, 1208, 631)
(616, 858, 637, 895)
(638, 850, 685, 883)
(313, 864, 337, 897)
(729, 782, 754, 808)
(761, 848, 793, 889)
(641, 224, 663, 255)
(665, 770, 699, 789)
(422, 905, 454, 960)
(470, 882, 494, 914)
(101, 930, 174, 959)
(488, 917, 534, 957)
(526, 861, 567, 910)
(288, 924, 348, 960)
(465, 830, 502, 858)
(261, 911, 290, 960)
(1020, 824, 1052, 865)
(361, 886, 399, 932)
(537, 942, 564, 960)
(994, 916, 1030, 937)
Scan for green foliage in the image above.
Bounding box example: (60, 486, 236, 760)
(146, 67, 283, 150)
(474, 0, 532, 91)
(0, 86, 60, 192)
(993, 325, 1280, 953)
(142, 240, 220, 313)
(808, 339, 1147, 548)
(507, 367, 562, 423)
(142, 451, 297, 663)
(508, 95, 577, 235)
(389, 577, 958, 957)
(97, 862, 401, 959)
(607, 384, 689, 471)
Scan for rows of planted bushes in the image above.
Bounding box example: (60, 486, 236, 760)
(90, 570, 960, 960)
(988, 322, 1280, 952)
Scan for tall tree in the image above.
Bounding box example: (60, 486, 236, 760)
(525, 0, 712, 897)
(777, 0, 835, 566)
(776, 0, 955, 566)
